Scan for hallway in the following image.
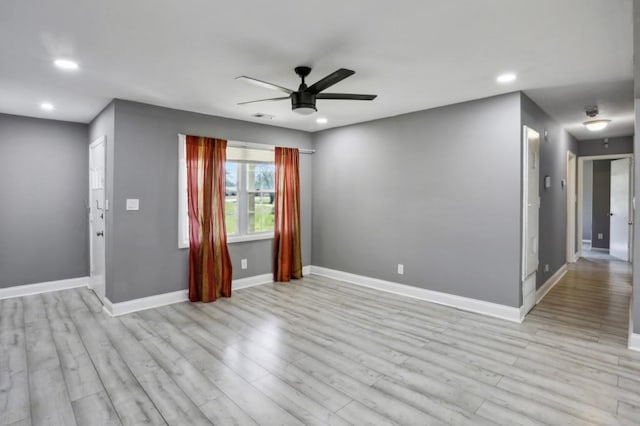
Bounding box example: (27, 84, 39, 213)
(530, 257, 631, 347)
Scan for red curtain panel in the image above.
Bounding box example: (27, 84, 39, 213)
(274, 147, 303, 281)
(186, 135, 232, 302)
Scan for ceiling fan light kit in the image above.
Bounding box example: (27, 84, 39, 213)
(582, 105, 611, 132)
(237, 65, 377, 115)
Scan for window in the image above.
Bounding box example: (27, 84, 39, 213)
(178, 135, 275, 248)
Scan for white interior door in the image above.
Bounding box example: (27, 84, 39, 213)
(522, 127, 540, 315)
(89, 137, 106, 302)
(610, 158, 630, 261)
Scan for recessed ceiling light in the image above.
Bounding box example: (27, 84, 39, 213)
(54, 58, 79, 71)
(40, 102, 54, 111)
(316, 117, 328, 124)
(496, 72, 517, 83)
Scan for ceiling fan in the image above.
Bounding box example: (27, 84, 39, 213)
(236, 66, 377, 115)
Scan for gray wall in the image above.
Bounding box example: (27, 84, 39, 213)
(0, 113, 89, 287)
(582, 160, 593, 241)
(521, 95, 578, 289)
(312, 92, 522, 307)
(591, 160, 612, 249)
(105, 100, 312, 303)
(578, 136, 633, 156)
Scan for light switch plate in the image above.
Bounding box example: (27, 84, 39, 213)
(126, 198, 140, 211)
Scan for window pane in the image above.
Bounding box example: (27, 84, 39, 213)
(226, 162, 238, 193)
(247, 163, 275, 192)
(248, 191, 275, 233)
(225, 162, 239, 235)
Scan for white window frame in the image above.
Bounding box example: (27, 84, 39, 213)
(178, 134, 189, 248)
(229, 161, 275, 242)
(178, 135, 275, 248)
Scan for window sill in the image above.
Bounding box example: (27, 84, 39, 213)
(228, 233, 274, 244)
(179, 233, 273, 249)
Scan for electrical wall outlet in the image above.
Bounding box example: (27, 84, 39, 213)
(544, 264, 549, 272)
(397, 264, 404, 275)
(241, 259, 247, 270)
(598, 233, 604, 240)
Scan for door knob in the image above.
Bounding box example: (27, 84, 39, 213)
(609, 213, 614, 216)
(96, 231, 104, 237)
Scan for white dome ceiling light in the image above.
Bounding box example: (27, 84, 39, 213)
(53, 58, 79, 71)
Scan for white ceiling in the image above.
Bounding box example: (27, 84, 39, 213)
(0, 0, 633, 138)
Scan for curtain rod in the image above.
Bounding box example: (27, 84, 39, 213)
(179, 134, 314, 154)
(229, 140, 314, 154)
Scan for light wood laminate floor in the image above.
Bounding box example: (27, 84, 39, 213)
(1, 258, 638, 425)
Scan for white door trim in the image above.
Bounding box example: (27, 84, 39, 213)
(577, 153, 633, 261)
(89, 136, 107, 300)
(521, 126, 540, 317)
(566, 151, 577, 263)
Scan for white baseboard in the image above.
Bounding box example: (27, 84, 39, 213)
(629, 304, 637, 351)
(234, 265, 312, 290)
(309, 265, 522, 323)
(104, 266, 311, 316)
(103, 289, 188, 316)
(535, 264, 568, 304)
(233, 273, 274, 290)
(0, 276, 89, 300)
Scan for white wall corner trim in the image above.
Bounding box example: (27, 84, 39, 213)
(629, 333, 640, 352)
(102, 297, 114, 316)
(0, 276, 89, 300)
(535, 264, 568, 304)
(103, 266, 311, 316)
(309, 266, 522, 323)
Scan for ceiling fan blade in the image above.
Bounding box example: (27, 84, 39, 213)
(236, 76, 293, 94)
(237, 97, 290, 105)
(307, 69, 355, 94)
(316, 93, 377, 101)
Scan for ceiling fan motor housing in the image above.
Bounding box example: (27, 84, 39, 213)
(291, 91, 317, 114)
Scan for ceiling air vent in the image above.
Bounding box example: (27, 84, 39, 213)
(252, 113, 274, 119)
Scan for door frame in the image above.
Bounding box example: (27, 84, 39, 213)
(566, 151, 577, 263)
(577, 153, 634, 261)
(522, 126, 540, 317)
(89, 135, 107, 291)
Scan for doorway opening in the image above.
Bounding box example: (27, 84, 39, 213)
(577, 154, 633, 263)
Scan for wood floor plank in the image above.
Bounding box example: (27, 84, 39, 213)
(136, 308, 304, 425)
(0, 298, 30, 426)
(61, 289, 166, 426)
(23, 294, 76, 426)
(40, 292, 107, 402)
(71, 391, 121, 426)
(293, 355, 446, 425)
